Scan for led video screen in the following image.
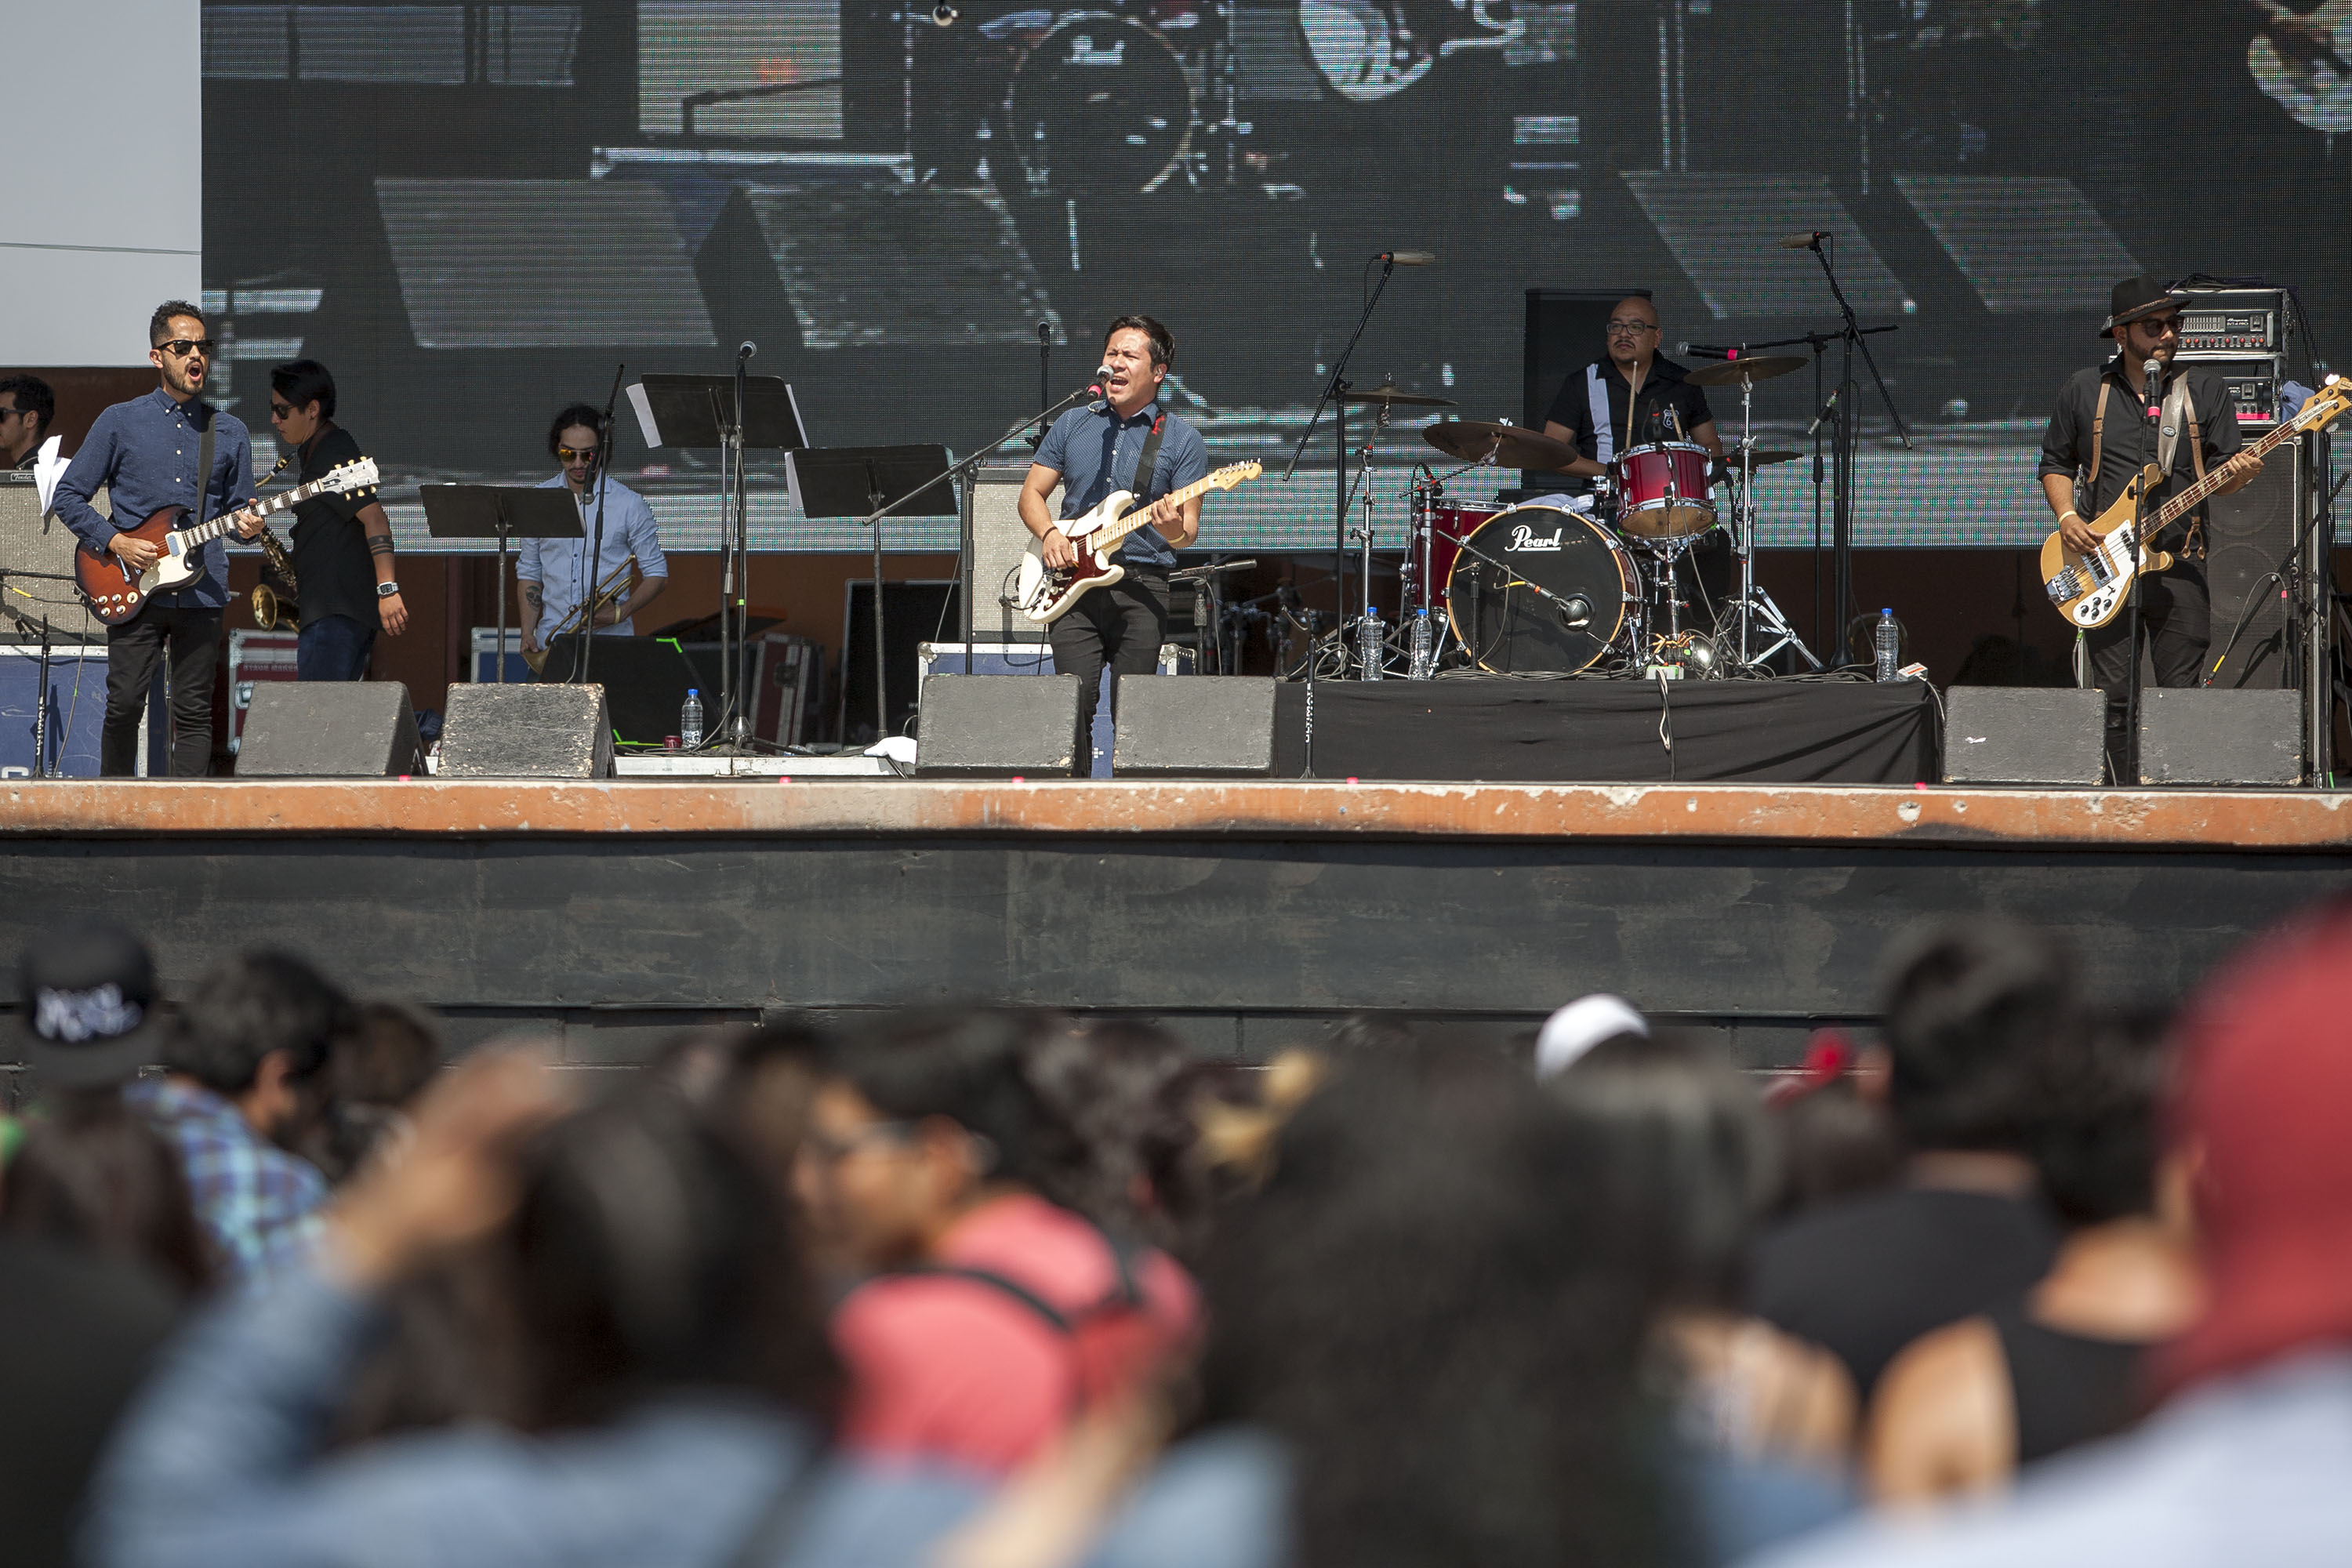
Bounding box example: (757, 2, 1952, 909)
(199, 0, 2350, 550)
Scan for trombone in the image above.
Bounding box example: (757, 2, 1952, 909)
(524, 555, 637, 675)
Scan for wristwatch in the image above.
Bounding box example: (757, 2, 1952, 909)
(376, 581, 401, 598)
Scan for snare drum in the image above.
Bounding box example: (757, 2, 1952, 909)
(1615, 442, 1716, 539)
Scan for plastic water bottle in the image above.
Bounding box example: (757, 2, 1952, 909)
(1357, 607, 1385, 681)
(1873, 609, 1900, 682)
(1406, 607, 1434, 680)
(681, 688, 704, 748)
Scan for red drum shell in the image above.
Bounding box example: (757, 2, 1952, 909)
(1615, 442, 1716, 539)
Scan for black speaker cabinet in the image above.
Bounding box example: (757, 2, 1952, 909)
(1941, 687, 2106, 785)
(439, 684, 615, 779)
(1113, 676, 1278, 776)
(236, 683, 423, 778)
(915, 674, 1081, 776)
(2139, 688, 2302, 786)
(2200, 449, 2298, 690)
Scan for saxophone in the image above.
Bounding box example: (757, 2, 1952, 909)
(250, 452, 301, 630)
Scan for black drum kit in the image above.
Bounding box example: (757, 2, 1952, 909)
(1315, 354, 1824, 681)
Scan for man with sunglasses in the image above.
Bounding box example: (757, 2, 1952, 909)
(514, 403, 666, 670)
(53, 301, 268, 777)
(2038, 275, 2263, 779)
(0, 375, 55, 470)
(266, 359, 406, 681)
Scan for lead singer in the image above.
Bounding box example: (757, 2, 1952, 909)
(1019, 315, 1210, 775)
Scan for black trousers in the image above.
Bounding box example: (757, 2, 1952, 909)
(1047, 571, 1169, 776)
(103, 604, 221, 778)
(2085, 561, 2208, 782)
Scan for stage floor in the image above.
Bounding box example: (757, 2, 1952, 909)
(4, 780, 2345, 1073)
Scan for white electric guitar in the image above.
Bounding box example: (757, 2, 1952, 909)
(1012, 461, 1261, 624)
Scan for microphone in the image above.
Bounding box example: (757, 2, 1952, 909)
(1806, 388, 1840, 437)
(1556, 593, 1592, 629)
(929, 1, 959, 20)
(1677, 342, 1739, 359)
(1776, 230, 1831, 250)
(1087, 364, 1114, 395)
(1377, 249, 1436, 267)
(738, 340, 757, 361)
(2143, 357, 2165, 419)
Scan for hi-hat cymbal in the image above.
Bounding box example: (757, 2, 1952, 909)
(1716, 448, 1802, 470)
(1421, 419, 1574, 469)
(1338, 383, 1457, 407)
(1682, 354, 1808, 387)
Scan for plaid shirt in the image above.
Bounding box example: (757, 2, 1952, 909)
(127, 1075, 328, 1284)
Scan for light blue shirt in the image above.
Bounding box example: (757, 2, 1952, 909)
(1743, 1351, 2352, 1568)
(516, 476, 667, 637)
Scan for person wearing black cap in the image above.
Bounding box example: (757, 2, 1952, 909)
(2037, 275, 2264, 781)
(16, 917, 172, 1091)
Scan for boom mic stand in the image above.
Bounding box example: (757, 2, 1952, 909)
(580, 361, 625, 687)
(1795, 234, 1911, 652)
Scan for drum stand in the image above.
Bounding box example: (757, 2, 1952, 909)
(1718, 365, 1823, 673)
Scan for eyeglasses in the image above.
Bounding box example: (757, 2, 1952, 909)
(268, 401, 296, 419)
(2136, 315, 2183, 337)
(802, 1120, 920, 1165)
(0, 406, 24, 420)
(557, 445, 600, 463)
(1606, 321, 1659, 336)
(155, 339, 215, 358)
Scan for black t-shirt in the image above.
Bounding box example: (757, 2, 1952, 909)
(1544, 357, 1715, 464)
(288, 426, 377, 628)
(1744, 1185, 2060, 1404)
(2037, 361, 2245, 545)
(0, 1240, 181, 1568)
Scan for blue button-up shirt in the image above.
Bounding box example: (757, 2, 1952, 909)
(1035, 398, 1210, 568)
(517, 476, 669, 638)
(52, 388, 254, 610)
(125, 1074, 327, 1286)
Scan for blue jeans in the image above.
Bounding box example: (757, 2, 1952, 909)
(297, 614, 376, 681)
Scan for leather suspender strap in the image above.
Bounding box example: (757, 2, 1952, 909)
(2086, 378, 2109, 517)
(2183, 381, 2209, 559)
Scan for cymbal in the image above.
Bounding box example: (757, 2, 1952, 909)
(1420, 419, 1574, 469)
(1715, 448, 1802, 470)
(1682, 354, 1808, 387)
(1338, 383, 1457, 408)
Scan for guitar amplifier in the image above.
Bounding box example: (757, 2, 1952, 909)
(2176, 289, 2285, 355)
(0, 476, 108, 641)
(227, 629, 300, 756)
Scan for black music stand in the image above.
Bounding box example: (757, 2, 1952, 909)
(419, 485, 581, 684)
(789, 445, 956, 744)
(627, 371, 806, 746)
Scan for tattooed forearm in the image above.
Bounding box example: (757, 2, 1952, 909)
(368, 535, 396, 557)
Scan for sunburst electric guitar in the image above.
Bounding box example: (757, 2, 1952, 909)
(74, 459, 379, 624)
(1013, 461, 1261, 624)
(2040, 376, 2349, 630)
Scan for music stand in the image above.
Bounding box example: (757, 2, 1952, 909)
(789, 445, 955, 745)
(627, 371, 805, 746)
(419, 486, 581, 684)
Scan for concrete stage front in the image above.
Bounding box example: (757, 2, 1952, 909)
(2, 780, 2346, 1069)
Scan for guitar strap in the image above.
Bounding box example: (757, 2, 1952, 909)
(2086, 378, 2109, 517)
(1127, 409, 1168, 500)
(170, 405, 217, 604)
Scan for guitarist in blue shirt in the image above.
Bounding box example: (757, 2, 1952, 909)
(1019, 315, 1210, 774)
(53, 302, 267, 777)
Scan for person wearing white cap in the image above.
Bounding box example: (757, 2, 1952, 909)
(1534, 993, 1650, 1081)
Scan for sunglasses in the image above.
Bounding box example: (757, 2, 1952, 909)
(155, 338, 216, 358)
(557, 445, 600, 463)
(1606, 321, 1659, 335)
(2135, 316, 2183, 337)
(269, 401, 298, 419)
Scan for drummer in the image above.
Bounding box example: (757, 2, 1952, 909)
(1540, 294, 1730, 607)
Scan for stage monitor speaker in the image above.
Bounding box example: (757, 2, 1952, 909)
(0, 477, 107, 641)
(971, 466, 1053, 644)
(1523, 289, 1646, 482)
(914, 674, 1081, 776)
(439, 684, 615, 779)
(236, 682, 422, 778)
(1941, 686, 2106, 785)
(2138, 688, 2301, 786)
(1113, 676, 1278, 776)
(2198, 445, 2298, 690)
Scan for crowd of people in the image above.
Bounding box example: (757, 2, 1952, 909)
(5, 897, 2350, 1566)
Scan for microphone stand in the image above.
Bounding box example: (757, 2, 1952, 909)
(2123, 357, 2161, 786)
(580, 361, 625, 688)
(1283, 254, 1406, 664)
(851, 378, 1108, 741)
(1033, 321, 1052, 452)
(1795, 236, 1911, 654)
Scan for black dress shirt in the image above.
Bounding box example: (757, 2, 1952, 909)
(2038, 360, 2244, 543)
(1544, 356, 1715, 463)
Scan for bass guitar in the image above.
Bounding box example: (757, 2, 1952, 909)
(74, 459, 379, 625)
(2040, 376, 2348, 630)
(1013, 460, 1261, 624)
